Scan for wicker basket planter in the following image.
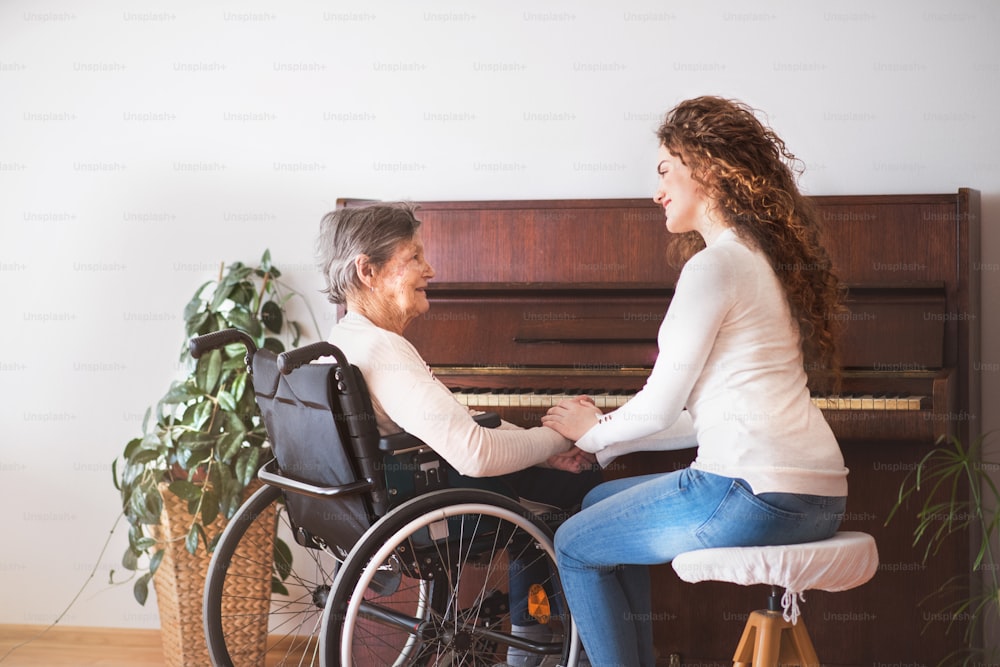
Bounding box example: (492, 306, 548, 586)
(153, 482, 275, 667)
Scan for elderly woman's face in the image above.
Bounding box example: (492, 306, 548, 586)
(372, 232, 435, 328)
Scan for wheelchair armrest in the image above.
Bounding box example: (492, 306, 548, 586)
(378, 431, 426, 454)
(257, 458, 374, 499)
(473, 411, 502, 428)
(377, 411, 502, 453)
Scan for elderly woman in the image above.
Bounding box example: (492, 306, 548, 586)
(316, 202, 600, 666)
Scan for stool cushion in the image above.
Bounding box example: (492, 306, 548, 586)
(671, 531, 878, 623)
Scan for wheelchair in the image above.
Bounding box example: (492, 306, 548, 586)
(193, 329, 581, 667)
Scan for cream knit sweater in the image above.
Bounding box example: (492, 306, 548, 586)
(327, 312, 571, 478)
(578, 228, 848, 497)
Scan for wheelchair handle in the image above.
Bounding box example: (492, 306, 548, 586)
(189, 329, 258, 359)
(277, 341, 350, 375)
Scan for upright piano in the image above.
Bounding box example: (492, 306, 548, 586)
(340, 190, 981, 665)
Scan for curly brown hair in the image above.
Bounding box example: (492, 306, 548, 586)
(656, 96, 845, 388)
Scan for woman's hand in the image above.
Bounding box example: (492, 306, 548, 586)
(542, 395, 603, 442)
(545, 446, 598, 473)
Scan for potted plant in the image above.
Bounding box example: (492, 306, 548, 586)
(888, 430, 1000, 666)
(112, 250, 317, 665)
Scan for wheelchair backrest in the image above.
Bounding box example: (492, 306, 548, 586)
(251, 348, 381, 557)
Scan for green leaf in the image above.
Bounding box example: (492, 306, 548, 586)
(148, 548, 164, 575)
(272, 578, 289, 596)
(217, 430, 244, 464)
(128, 484, 163, 525)
(273, 537, 293, 582)
(222, 342, 250, 363)
(230, 372, 248, 403)
(168, 479, 202, 503)
(121, 548, 139, 571)
(217, 467, 243, 519)
(226, 306, 254, 333)
(173, 442, 208, 471)
(262, 337, 284, 354)
(183, 291, 207, 322)
(261, 300, 283, 333)
(185, 524, 201, 554)
(188, 400, 214, 432)
(121, 437, 145, 460)
(134, 572, 153, 605)
(235, 448, 261, 487)
(227, 407, 249, 431)
(161, 381, 201, 405)
(196, 349, 222, 394)
(185, 310, 211, 339)
(210, 280, 233, 312)
(201, 487, 219, 525)
(247, 317, 263, 340)
(216, 389, 237, 413)
(229, 282, 257, 310)
(134, 536, 157, 552)
(139, 432, 163, 451)
(129, 448, 163, 466)
(140, 406, 153, 432)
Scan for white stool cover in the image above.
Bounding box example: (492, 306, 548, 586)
(671, 531, 879, 624)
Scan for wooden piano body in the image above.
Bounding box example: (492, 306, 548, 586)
(340, 190, 981, 665)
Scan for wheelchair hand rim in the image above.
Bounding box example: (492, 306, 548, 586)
(335, 501, 580, 666)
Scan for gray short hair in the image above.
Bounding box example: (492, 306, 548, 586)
(316, 202, 422, 304)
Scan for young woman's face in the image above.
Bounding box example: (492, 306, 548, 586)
(652, 144, 711, 237)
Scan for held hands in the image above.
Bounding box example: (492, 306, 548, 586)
(541, 395, 603, 443)
(545, 446, 598, 473)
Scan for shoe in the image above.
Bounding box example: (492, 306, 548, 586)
(499, 623, 551, 667)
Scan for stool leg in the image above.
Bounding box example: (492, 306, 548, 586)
(732, 610, 786, 667)
(732, 612, 760, 667)
(752, 612, 784, 667)
(731, 610, 822, 667)
(786, 620, 820, 667)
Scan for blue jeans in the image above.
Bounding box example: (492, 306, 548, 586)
(553, 468, 846, 667)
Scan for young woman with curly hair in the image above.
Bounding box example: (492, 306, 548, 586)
(542, 96, 849, 666)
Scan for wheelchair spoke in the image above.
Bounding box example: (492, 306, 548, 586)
(204, 485, 338, 666)
(326, 490, 578, 666)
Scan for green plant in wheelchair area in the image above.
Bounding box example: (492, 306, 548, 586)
(112, 250, 319, 605)
(888, 431, 1000, 666)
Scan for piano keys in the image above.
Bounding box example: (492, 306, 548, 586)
(440, 365, 949, 444)
(450, 385, 930, 412)
(339, 190, 981, 666)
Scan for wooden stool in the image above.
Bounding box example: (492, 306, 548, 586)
(672, 532, 879, 667)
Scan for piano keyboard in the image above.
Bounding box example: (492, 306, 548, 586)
(451, 390, 928, 411)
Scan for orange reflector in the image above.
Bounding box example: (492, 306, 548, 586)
(527, 583, 550, 624)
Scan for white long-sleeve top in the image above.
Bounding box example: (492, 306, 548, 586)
(327, 312, 572, 478)
(577, 228, 848, 497)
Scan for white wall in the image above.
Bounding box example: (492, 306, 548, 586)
(2, 0, 998, 631)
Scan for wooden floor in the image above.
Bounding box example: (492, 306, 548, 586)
(0, 624, 690, 666)
(0, 625, 165, 667)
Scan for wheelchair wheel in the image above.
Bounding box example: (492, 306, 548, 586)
(321, 488, 580, 666)
(204, 484, 340, 666)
